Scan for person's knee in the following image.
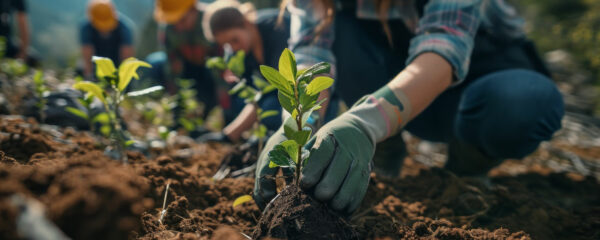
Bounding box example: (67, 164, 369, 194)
(456, 69, 564, 159)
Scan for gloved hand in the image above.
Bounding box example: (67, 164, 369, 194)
(302, 87, 411, 214)
(300, 111, 375, 214)
(253, 127, 288, 209)
(196, 131, 233, 143)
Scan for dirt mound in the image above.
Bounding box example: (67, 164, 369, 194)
(253, 184, 358, 240)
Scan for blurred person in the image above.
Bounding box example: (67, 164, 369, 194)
(80, 0, 134, 79)
(253, 0, 565, 213)
(0, 0, 30, 62)
(197, 0, 291, 143)
(151, 0, 218, 116)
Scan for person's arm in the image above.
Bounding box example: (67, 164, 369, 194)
(16, 12, 29, 60)
(81, 46, 94, 78)
(119, 22, 134, 60)
(79, 24, 94, 78)
(222, 103, 258, 142)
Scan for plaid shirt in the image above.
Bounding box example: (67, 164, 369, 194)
(288, 0, 525, 83)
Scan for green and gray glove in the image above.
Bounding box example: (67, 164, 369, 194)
(301, 86, 411, 214)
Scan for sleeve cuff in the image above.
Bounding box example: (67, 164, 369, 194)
(406, 33, 474, 85)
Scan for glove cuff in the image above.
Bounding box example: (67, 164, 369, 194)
(347, 86, 411, 143)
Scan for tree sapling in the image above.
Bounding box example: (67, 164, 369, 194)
(260, 48, 334, 185)
(72, 57, 151, 162)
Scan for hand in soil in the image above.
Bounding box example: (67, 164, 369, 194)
(301, 112, 375, 214)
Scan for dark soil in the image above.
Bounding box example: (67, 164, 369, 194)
(1, 116, 599, 240)
(252, 184, 358, 240)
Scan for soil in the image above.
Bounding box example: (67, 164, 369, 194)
(252, 184, 358, 240)
(1, 115, 599, 240)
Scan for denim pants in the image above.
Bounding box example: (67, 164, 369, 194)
(405, 69, 564, 159)
(331, 11, 564, 160)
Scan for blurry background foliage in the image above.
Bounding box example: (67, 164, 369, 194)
(514, 0, 600, 115)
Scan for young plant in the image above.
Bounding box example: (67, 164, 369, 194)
(174, 78, 205, 133)
(32, 70, 48, 123)
(260, 49, 333, 185)
(206, 43, 245, 79)
(228, 74, 277, 153)
(72, 56, 151, 162)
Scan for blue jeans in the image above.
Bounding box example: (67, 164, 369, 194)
(405, 69, 564, 159)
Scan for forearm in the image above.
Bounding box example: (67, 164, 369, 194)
(387, 52, 452, 120)
(120, 46, 134, 61)
(81, 46, 94, 78)
(223, 103, 258, 142)
(17, 13, 29, 55)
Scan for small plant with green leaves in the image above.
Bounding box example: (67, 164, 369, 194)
(206, 43, 245, 79)
(174, 78, 205, 133)
(260, 49, 334, 185)
(32, 70, 48, 123)
(72, 56, 151, 162)
(228, 74, 278, 152)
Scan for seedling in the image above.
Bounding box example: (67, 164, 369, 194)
(174, 78, 204, 133)
(228, 75, 277, 153)
(32, 70, 48, 123)
(260, 49, 333, 185)
(72, 57, 151, 163)
(206, 43, 245, 78)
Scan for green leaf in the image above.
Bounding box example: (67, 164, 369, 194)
(206, 57, 226, 70)
(228, 50, 246, 77)
(65, 107, 88, 120)
(178, 118, 195, 131)
(92, 56, 117, 79)
(268, 144, 292, 168)
(298, 82, 319, 109)
(260, 65, 293, 97)
(125, 140, 135, 147)
(73, 81, 107, 105)
(290, 127, 312, 146)
(100, 125, 111, 137)
(296, 62, 331, 84)
(33, 70, 43, 85)
(278, 48, 297, 84)
(92, 112, 110, 124)
(118, 58, 152, 91)
(259, 110, 279, 120)
(262, 85, 276, 94)
(252, 76, 269, 90)
(305, 76, 334, 96)
(280, 140, 299, 164)
(278, 91, 295, 114)
(254, 124, 267, 138)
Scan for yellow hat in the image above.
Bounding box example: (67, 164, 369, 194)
(154, 0, 196, 24)
(88, 0, 118, 32)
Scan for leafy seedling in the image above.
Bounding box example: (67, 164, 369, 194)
(206, 43, 245, 78)
(32, 70, 48, 123)
(260, 49, 333, 185)
(228, 74, 277, 153)
(72, 56, 152, 163)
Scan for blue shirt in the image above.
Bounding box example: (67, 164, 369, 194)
(287, 0, 525, 84)
(80, 19, 133, 65)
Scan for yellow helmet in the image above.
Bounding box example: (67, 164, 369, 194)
(88, 0, 118, 32)
(154, 0, 196, 24)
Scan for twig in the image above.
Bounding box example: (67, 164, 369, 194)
(158, 182, 171, 224)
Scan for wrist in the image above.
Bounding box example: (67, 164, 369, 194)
(345, 86, 411, 143)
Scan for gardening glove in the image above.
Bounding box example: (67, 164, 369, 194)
(253, 127, 288, 209)
(196, 131, 233, 143)
(301, 86, 412, 214)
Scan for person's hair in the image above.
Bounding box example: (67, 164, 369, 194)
(278, 0, 394, 45)
(210, 7, 246, 36)
(202, 0, 256, 42)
